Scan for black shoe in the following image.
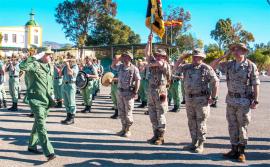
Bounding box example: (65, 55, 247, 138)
(28, 148, 43, 154)
(56, 101, 63, 108)
(65, 114, 75, 125)
(3, 100, 7, 108)
(10, 103, 18, 111)
(110, 109, 118, 119)
(61, 113, 70, 124)
(210, 103, 217, 108)
(170, 105, 180, 112)
(144, 111, 149, 115)
(28, 113, 34, 118)
(81, 106, 91, 113)
(0, 100, 2, 108)
(181, 100, 185, 104)
(47, 153, 56, 161)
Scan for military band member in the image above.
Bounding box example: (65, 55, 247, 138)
(80, 56, 98, 113)
(19, 49, 56, 161)
(110, 55, 121, 119)
(111, 51, 141, 137)
(174, 49, 219, 153)
(60, 53, 79, 125)
(145, 34, 171, 145)
(6, 53, 20, 111)
(211, 43, 260, 162)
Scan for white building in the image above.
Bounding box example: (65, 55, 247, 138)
(0, 10, 42, 48)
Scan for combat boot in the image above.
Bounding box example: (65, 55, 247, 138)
(81, 106, 90, 113)
(135, 95, 141, 102)
(116, 126, 126, 136)
(110, 109, 118, 119)
(170, 105, 180, 112)
(122, 124, 132, 137)
(28, 113, 34, 118)
(154, 129, 165, 145)
(183, 139, 197, 151)
(223, 145, 239, 159)
(61, 113, 70, 124)
(56, 101, 63, 108)
(10, 103, 18, 111)
(3, 100, 7, 108)
(65, 114, 75, 125)
(8, 103, 15, 111)
(195, 140, 205, 153)
(238, 144, 246, 163)
(168, 99, 172, 106)
(138, 101, 147, 108)
(147, 130, 158, 144)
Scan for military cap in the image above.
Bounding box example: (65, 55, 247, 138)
(121, 51, 133, 59)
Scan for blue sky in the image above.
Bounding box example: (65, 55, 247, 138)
(0, 0, 269, 46)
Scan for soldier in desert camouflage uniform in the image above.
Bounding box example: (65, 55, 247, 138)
(174, 49, 219, 153)
(145, 35, 171, 145)
(111, 51, 141, 137)
(211, 43, 260, 162)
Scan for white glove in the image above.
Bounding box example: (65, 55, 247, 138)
(33, 52, 45, 60)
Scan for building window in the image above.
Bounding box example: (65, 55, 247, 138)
(12, 34, 17, 43)
(34, 35, 38, 44)
(4, 34, 8, 43)
(21, 35, 24, 43)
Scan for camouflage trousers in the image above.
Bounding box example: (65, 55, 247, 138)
(186, 98, 210, 141)
(117, 93, 134, 127)
(148, 87, 168, 131)
(226, 104, 251, 145)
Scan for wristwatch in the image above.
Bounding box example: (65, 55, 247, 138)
(254, 100, 259, 105)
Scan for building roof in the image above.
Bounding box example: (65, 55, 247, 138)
(25, 9, 39, 26)
(25, 20, 39, 26)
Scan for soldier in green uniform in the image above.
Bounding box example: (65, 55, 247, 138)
(19, 49, 56, 161)
(53, 56, 63, 108)
(80, 56, 98, 113)
(6, 53, 20, 111)
(23, 47, 38, 117)
(137, 59, 149, 108)
(0, 53, 7, 108)
(110, 55, 121, 119)
(60, 53, 79, 125)
(92, 58, 99, 99)
(169, 62, 183, 112)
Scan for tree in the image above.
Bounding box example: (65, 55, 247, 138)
(210, 18, 255, 50)
(248, 49, 270, 71)
(86, 15, 140, 46)
(55, 0, 117, 52)
(157, 6, 191, 44)
(175, 33, 203, 52)
(204, 43, 224, 64)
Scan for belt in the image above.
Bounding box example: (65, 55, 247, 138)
(188, 91, 209, 98)
(10, 76, 19, 78)
(228, 91, 249, 98)
(64, 81, 76, 84)
(118, 88, 131, 92)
